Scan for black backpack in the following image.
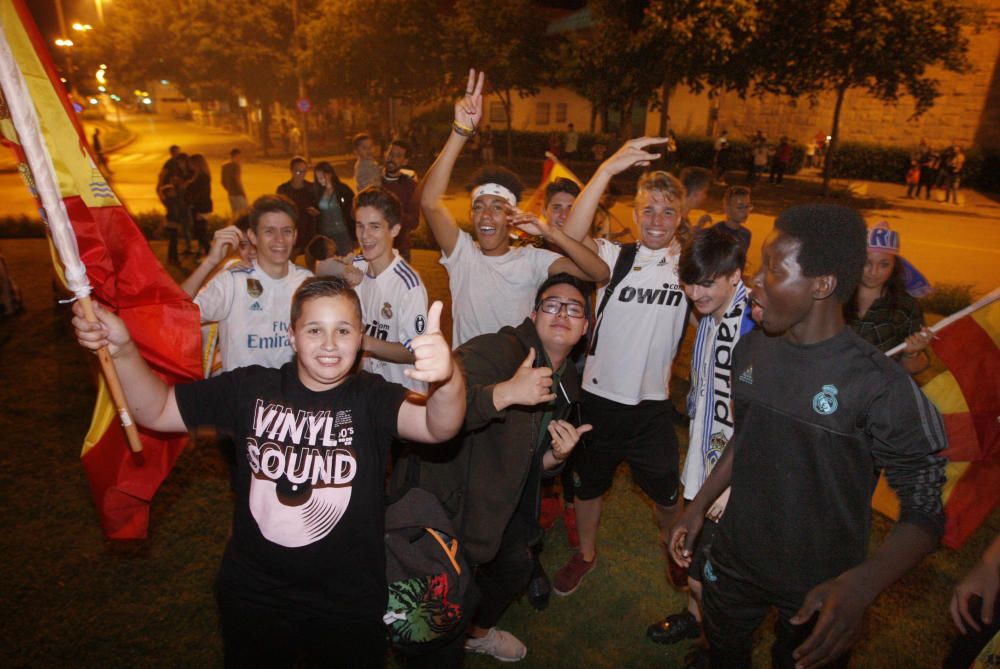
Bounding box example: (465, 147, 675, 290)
(383, 485, 471, 655)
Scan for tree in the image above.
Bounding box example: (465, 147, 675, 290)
(559, 0, 756, 141)
(748, 0, 977, 192)
(644, 0, 758, 136)
(302, 0, 445, 135)
(443, 0, 553, 161)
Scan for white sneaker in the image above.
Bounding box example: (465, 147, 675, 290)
(464, 627, 528, 662)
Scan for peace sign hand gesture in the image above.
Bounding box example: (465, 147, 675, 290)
(454, 68, 485, 130)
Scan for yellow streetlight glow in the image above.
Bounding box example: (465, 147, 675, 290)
(96, 69, 106, 83)
(54, 38, 74, 47)
(71, 22, 92, 31)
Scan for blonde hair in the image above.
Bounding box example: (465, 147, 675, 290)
(635, 171, 691, 247)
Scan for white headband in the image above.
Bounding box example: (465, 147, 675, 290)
(471, 183, 517, 208)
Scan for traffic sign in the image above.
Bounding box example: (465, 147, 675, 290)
(296, 97, 312, 113)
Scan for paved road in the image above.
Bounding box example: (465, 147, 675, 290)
(2, 113, 999, 296)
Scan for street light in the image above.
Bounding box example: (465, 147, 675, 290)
(54, 38, 74, 47)
(71, 22, 92, 31)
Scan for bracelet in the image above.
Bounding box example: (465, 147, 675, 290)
(452, 120, 476, 137)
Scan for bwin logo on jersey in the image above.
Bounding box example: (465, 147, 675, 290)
(812, 384, 839, 415)
(250, 302, 263, 312)
(616, 283, 684, 307)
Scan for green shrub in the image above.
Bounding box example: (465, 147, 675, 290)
(827, 142, 999, 192)
(919, 283, 974, 316)
(0, 215, 45, 238)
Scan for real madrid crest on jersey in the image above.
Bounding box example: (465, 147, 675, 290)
(381, 302, 393, 319)
(812, 384, 839, 415)
(246, 278, 263, 298)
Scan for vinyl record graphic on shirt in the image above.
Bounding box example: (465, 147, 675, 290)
(249, 470, 353, 547)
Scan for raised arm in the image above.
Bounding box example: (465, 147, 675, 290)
(507, 211, 610, 283)
(72, 300, 186, 433)
(180, 225, 246, 298)
(419, 69, 485, 257)
(561, 137, 667, 249)
(397, 302, 466, 443)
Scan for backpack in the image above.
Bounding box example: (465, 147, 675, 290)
(383, 485, 471, 655)
(587, 241, 639, 356)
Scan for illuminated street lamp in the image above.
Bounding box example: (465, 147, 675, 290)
(71, 22, 92, 31)
(54, 38, 74, 47)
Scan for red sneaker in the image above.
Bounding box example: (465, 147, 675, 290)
(563, 504, 579, 548)
(539, 495, 562, 531)
(552, 552, 596, 596)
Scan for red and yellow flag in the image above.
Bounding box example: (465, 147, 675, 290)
(0, 0, 202, 539)
(521, 151, 584, 217)
(873, 297, 1000, 549)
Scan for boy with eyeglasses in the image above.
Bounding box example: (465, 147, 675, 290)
(394, 274, 594, 664)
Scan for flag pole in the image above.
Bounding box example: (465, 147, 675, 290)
(885, 285, 1000, 358)
(0, 22, 143, 453)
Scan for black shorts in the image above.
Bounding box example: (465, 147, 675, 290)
(572, 391, 680, 506)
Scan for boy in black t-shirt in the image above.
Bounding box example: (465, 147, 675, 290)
(670, 204, 947, 669)
(73, 277, 465, 668)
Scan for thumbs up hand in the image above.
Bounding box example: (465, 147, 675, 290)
(405, 301, 454, 384)
(493, 347, 557, 411)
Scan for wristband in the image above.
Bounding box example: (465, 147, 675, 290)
(452, 120, 476, 137)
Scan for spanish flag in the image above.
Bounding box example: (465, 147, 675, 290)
(873, 291, 1000, 549)
(0, 0, 202, 539)
(521, 151, 584, 217)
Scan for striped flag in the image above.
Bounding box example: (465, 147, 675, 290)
(872, 292, 1000, 549)
(0, 0, 202, 539)
(521, 151, 584, 217)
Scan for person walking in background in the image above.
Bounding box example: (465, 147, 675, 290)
(221, 149, 248, 218)
(353, 133, 381, 191)
(157, 152, 192, 265)
(769, 136, 792, 185)
(712, 130, 729, 182)
(314, 161, 355, 257)
(185, 154, 213, 257)
(905, 159, 921, 198)
(916, 140, 937, 200)
(91, 128, 111, 176)
(564, 123, 579, 158)
(748, 131, 766, 182)
(945, 144, 965, 205)
(380, 139, 420, 261)
(277, 156, 320, 256)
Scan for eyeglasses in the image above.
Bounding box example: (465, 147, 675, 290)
(537, 298, 586, 319)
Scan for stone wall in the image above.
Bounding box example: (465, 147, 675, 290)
(709, 6, 1000, 150)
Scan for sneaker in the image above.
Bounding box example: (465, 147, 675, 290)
(563, 504, 579, 548)
(539, 495, 561, 531)
(464, 627, 527, 662)
(646, 610, 701, 645)
(552, 552, 596, 596)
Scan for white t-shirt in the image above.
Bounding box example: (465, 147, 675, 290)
(582, 239, 687, 405)
(194, 260, 313, 373)
(353, 250, 429, 392)
(440, 229, 560, 347)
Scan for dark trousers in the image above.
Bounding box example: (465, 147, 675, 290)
(769, 162, 787, 184)
(700, 559, 850, 669)
(216, 585, 387, 669)
(473, 523, 535, 629)
(165, 227, 179, 264)
(942, 597, 1000, 669)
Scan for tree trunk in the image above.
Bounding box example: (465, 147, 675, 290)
(589, 105, 597, 134)
(260, 102, 273, 157)
(657, 81, 673, 136)
(620, 99, 634, 140)
(822, 85, 847, 195)
(502, 88, 514, 163)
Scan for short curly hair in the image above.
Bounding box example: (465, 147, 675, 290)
(467, 166, 524, 203)
(774, 204, 867, 303)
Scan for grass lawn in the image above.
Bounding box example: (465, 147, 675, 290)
(0, 237, 996, 668)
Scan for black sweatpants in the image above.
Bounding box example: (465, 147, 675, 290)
(700, 557, 850, 669)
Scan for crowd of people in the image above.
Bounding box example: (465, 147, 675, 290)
(71, 68, 997, 669)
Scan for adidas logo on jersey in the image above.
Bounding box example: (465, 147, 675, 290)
(738, 366, 753, 384)
(250, 301, 263, 312)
